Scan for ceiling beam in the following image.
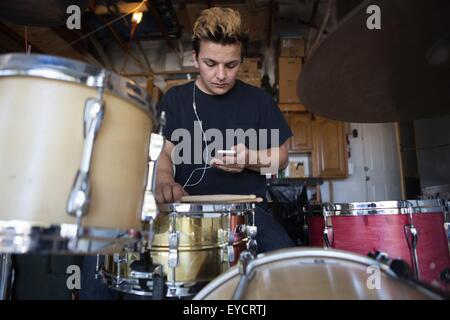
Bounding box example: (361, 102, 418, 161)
(95, 13, 147, 71)
(94, 2, 149, 15)
(145, 1, 178, 56)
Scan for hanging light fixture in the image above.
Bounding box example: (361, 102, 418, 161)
(131, 11, 143, 25)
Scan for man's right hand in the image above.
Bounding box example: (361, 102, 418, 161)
(155, 181, 188, 203)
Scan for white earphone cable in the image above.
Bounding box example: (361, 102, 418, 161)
(183, 84, 211, 188)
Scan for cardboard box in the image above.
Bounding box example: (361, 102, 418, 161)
(239, 58, 259, 73)
(288, 161, 306, 178)
(279, 103, 306, 112)
(278, 57, 302, 103)
(238, 72, 261, 87)
(280, 37, 305, 57)
(245, 6, 270, 42)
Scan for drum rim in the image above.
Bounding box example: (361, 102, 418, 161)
(157, 202, 255, 215)
(193, 247, 443, 300)
(194, 247, 392, 300)
(0, 53, 155, 120)
(304, 199, 444, 216)
(0, 219, 141, 254)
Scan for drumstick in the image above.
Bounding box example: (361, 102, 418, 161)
(180, 194, 258, 203)
(230, 197, 264, 203)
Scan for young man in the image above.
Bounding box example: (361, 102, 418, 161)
(156, 7, 294, 253)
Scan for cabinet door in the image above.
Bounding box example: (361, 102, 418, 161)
(312, 117, 348, 177)
(279, 103, 306, 112)
(288, 113, 313, 152)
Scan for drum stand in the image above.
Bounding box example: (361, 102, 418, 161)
(0, 253, 13, 300)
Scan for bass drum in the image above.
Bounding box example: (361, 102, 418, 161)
(194, 248, 445, 300)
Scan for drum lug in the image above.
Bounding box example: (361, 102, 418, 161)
(141, 112, 166, 222)
(113, 253, 127, 285)
(246, 225, 258, 257)
(232, 251, 256, 300)
(322, 207, 334, 248)
(404, 224, 420, 279)
(66, 94, 105, 220)
(218, 229, 235, 263)
(0, 253, 13, 300)
(168, 230, 179, 268)
(404, 202, 421, 279)
(323, 225, 334, 248)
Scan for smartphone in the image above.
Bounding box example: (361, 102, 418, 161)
(217, 150, 236, 155)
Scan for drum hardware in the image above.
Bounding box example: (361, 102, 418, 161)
(167, 213, 180, 297)
(444, 200, 450, 222)
(226, 213, 236, 263)
(403, 201, 421, 279)
(368, 250, 415, 280)
(113, 253, 126, 287)
(95, 254, 101, 280)
(218, 228, 234, 263)
(322, 206, 333, 248)
(98, 251, 165, 297)
(0, 253, 13, 300)
(141, 111, 166, 250)
(129, 251, 165, 300)
(440, 268, 450, 284)
(168, 229, 180, 268)
(303, 217, 310, 245)
(367, 250, 390, 262)
(246, 208, 257, 257)
(66, 79, 106, 248)
(369, 251, 450, 298)
(231, 251, 255, 300)
(101, 201, 255, 298)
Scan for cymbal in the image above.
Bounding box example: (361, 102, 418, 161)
(0, 0, 89, 27)
(298, 0, 450, 123)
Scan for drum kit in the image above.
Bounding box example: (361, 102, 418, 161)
(0, 52, 260, 300)
(0, 52, 449, 300)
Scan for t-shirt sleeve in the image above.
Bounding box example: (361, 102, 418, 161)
(156, 88, 178, 144)
(258, 93, 293, 148)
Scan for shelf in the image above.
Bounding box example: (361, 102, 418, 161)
(266, 177, 323, 187)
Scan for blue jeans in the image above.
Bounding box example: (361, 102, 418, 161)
(79, 255, 121, 300)
(253, 206, 296, 254)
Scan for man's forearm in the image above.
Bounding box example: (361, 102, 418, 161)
(155, 152, 176, 185)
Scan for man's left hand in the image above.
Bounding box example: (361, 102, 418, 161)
(210, 144, 249, 173)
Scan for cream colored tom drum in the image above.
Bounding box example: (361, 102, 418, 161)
(0, 53, 156, 254)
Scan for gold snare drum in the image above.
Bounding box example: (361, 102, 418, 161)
(0, 54, 156, 254)
(101, 201, 256, 298)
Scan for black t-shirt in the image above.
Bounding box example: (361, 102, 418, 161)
(158, 80, 292, 201)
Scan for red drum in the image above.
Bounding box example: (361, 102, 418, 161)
(305, 200, 450, 291)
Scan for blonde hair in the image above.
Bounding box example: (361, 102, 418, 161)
(192, 7, 249, 58)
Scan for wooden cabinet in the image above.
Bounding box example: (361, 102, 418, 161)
(282, 112, 348, 178)
(311, 117, 348, 178)
(279, 103, 306, 112)
(284, 112, 312, 152)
